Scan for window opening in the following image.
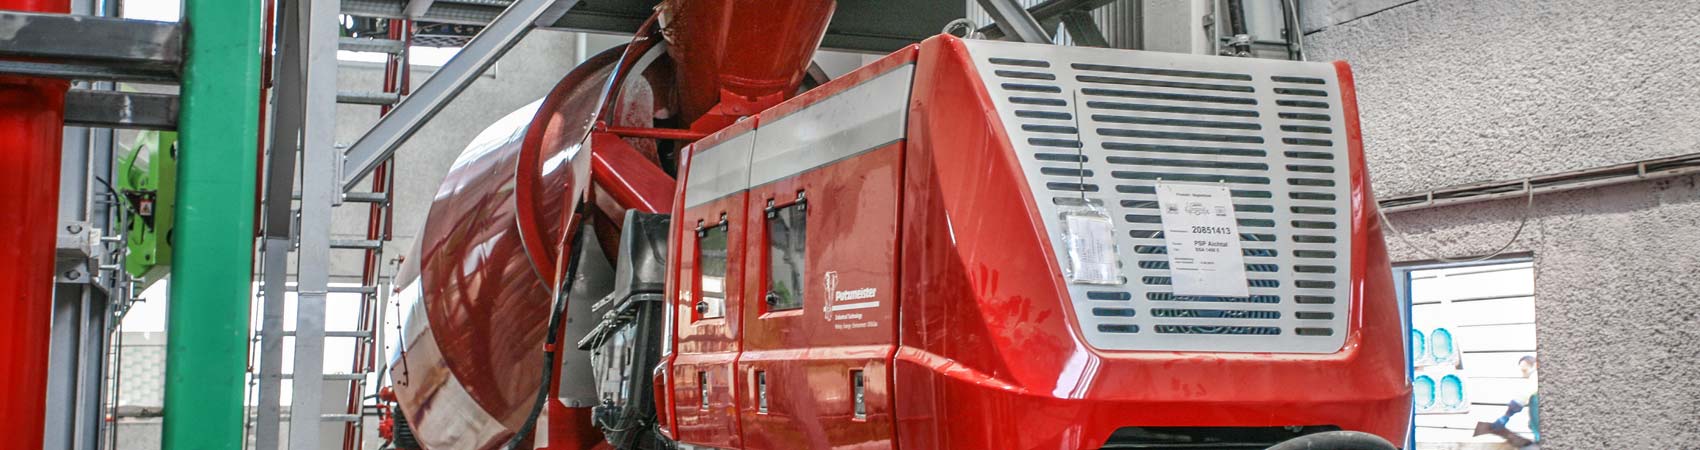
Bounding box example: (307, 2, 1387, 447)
(765, 196, 807, 311)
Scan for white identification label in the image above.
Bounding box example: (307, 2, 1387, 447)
(1156, 182, 1250, 297)
(1062, 208, 1120, 285)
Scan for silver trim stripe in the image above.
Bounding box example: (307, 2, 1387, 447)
(963, 39, 1354, 354)
(750, 65, 915, 187)
(683, 131, 755, 208)
(684, 65, 915, 208)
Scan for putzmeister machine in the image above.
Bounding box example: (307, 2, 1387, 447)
(381, 2, 1412, 449)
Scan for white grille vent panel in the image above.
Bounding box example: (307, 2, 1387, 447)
(963, 40, 1354, 353)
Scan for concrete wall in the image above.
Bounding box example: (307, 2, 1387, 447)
(1383, 175, 1700, 449)
(1299, 0, 1700, 448)
(1302, 0, 1700, 195)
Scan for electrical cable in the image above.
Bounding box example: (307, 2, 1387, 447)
(93, 175, 133, 248)
(503, 224, 590, 450)
(1377, 182, 1536, 264)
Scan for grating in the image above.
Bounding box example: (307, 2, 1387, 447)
(963, 40, 1354, 353)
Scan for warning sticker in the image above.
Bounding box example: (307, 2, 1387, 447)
(1156, 182, 1250, 297)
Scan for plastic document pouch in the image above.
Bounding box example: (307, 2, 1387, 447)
(1061, 205, 1120, 285)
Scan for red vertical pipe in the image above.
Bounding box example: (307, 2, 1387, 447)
(0, 1, 71, 449)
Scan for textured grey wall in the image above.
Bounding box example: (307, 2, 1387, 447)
(1301, 0, 1700, 448)
(1381, 175, 1700, 449)
(1303, 0, 1700, 195)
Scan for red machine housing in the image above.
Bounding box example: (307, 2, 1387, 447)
(654, 36, 1411, 449)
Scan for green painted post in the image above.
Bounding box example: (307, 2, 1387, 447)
(161, 0, 263, 447)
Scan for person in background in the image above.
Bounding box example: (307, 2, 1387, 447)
(1476, 355, 1540, 448)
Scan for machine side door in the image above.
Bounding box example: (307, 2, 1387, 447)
(733, 63, 914, 449)
(670, 137, 753, 448)
(736, 144, 904, 449)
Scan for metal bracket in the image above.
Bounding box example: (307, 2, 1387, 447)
(331, 151, 346, 207)
(63, 89, 179, 130)
(55, 222, 104, 286)
(1220, 33, 1253, 57)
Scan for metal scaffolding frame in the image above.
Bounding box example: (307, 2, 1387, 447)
(47, 81, 123, 450)
(251, 0, 572, 448)
(38, 6, 127, 450)
(976, 0, 1056, 44)
(0, 0, 258, 448)
(969, 0, 1147, 50)
(280, 0, 344, 445)
(0, 10, 181, 82)
(0, 2, 180, 450)
(337, 0, 575, 192)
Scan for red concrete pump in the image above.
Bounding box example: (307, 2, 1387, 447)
(382, 1, 1412, 449)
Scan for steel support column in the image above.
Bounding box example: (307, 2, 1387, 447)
(286, 0, 341, 445)
(253, 0, 305, 447)
(44, 282, 109, 450)
(0, 0, 70, 448)
(46, 43, 117, 449)
(159, 0, 263, 449)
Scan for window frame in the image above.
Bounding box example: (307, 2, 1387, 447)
(760, 193, 809, 314)
(693, 216, 731, 321)
(1393, 254, 1538, 447)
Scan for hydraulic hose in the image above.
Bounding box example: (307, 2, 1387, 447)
(1265, 431, 1399, 450)
(503, 225, 589, 450)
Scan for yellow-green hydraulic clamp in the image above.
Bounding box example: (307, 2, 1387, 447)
(116, 130, 176, 289)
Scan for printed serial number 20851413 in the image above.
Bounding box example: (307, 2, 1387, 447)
(1190, 226, 1233, 235)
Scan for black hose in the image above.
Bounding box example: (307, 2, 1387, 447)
(503, 227, 590, 450)
(1225, 0, 1249, 37)
(1264, 431, 1398, 450)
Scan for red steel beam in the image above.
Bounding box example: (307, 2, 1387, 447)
(0, 1, 70, 449)
(589, 131, 676, 214)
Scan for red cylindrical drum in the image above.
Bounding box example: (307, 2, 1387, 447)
(388, 49, 618, 450)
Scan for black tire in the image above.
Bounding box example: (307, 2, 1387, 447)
(1265, 431, 1398, 450)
